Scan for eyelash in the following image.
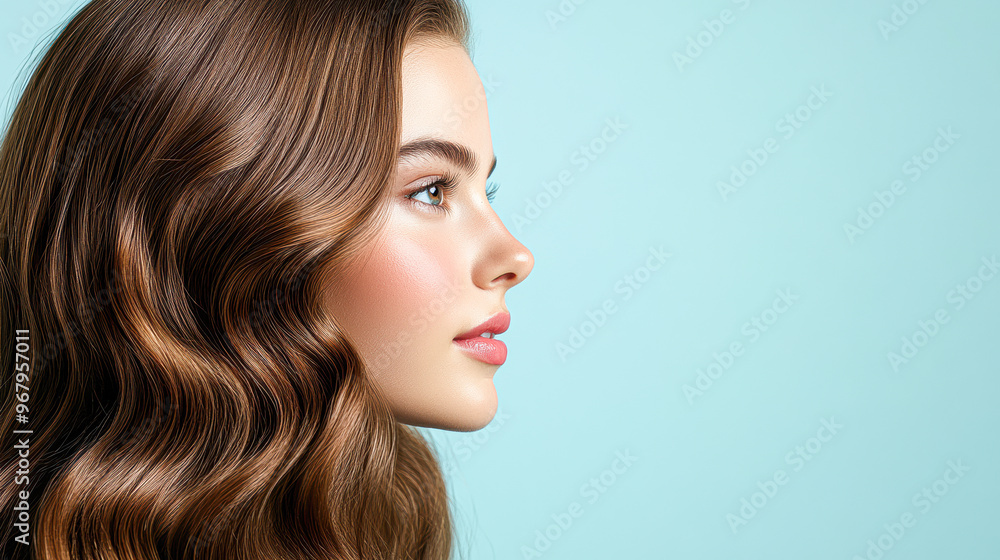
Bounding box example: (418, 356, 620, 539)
(485, 181, 501, 202)
(404, 172, 501, 212)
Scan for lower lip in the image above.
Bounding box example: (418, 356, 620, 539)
(453, 336, 507, 366)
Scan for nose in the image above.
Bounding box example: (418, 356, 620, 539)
(473, 216, 534, 291)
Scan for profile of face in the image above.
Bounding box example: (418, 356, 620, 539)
(324, 39, 534, 432)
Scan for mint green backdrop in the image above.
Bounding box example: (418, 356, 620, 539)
(3, 1, 997, 558)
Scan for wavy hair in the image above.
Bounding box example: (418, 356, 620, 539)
(0, 0, 471, 558)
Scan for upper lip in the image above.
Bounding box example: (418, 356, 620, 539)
(454, 311, 510, 340)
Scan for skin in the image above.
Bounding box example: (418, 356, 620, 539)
(323, 39, 534, 432)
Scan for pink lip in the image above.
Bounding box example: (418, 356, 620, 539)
(453, 311, 510, 366)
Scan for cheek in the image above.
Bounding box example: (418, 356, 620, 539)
(334, 225, 466, 368)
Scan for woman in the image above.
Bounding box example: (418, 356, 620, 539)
(0, 0, 533, 558)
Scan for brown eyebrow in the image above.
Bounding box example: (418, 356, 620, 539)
(398, 137, 497, 179)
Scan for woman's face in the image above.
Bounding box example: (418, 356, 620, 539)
(324, 39, 534, 432)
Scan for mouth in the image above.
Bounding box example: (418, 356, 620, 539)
(453, 311, 510, 366)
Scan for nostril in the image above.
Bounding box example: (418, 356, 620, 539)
(492, 271, 516, 284)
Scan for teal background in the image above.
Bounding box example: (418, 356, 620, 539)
(3, 1, 998, 558)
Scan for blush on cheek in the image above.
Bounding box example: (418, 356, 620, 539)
(333, 226, 465, 376)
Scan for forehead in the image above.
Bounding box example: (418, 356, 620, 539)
(399, 40, 491, 146)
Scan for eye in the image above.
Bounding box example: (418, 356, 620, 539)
(405, 175, 455, 210)
(402, 173, 497, 212)
(408, 182, 445, 206)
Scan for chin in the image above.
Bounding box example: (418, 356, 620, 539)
(450, 391, 499, 432)
(397, 379, 499, 432)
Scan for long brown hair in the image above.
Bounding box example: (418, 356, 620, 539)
(0, 0, 472, 558)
